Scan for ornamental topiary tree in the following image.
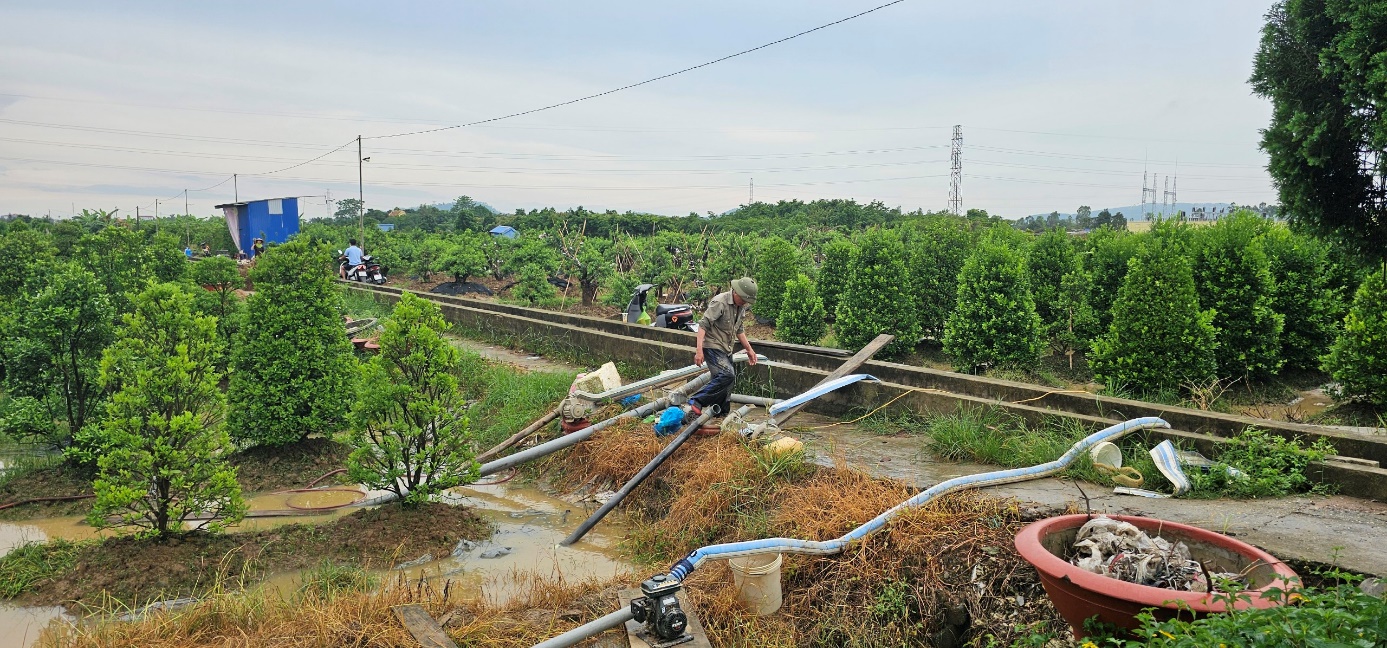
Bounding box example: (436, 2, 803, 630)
(87, 283, 245, 537)
(816, 237, 855, 320)
(1083, 225, 1139, 331)
(942, 239, 1043, 372)
(227, 241, 355, 447)
(347, 292, 479, 504)
(1091, 242, 1218, 395)
(905, 216, 972, 339)
(753, 237, 800, 323)
(776, 274, 827, 345)
(512, 264, 557, 306)
(1193, 211, 1284, 379)
(1259, 226, 1334, 372)
(2, 263, 114, 449)
(835, 228, 921, 358)
(189, 254, 243, 356)
(1323, 267, 1387, 406)
(1027, 228, 1081, 338)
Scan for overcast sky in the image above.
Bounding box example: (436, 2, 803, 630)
(0, 1, 1279, 220)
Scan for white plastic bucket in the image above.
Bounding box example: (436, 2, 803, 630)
(728, 553, 783, 615)
(1090, 441, 1122, 469)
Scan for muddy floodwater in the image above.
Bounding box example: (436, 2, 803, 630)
(261, 481, 635, 606)
(0, 479, 635, 647)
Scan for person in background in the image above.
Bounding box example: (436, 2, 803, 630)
(200, 242, 211, 257)
(251, 237, 266, 259)
(340, 238, 364, 279)
(687, 277, 758, 419)
(184, 245, 194, 259)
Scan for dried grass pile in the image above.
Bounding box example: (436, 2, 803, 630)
(548, 423, 1069, 647)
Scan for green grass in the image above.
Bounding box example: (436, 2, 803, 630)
(455, 349, 575, 451)
(0, 539, 82, 598)
(340, 288, 394, 321)
(296, 561, 377, 600)
(918, 405, 1173, 489)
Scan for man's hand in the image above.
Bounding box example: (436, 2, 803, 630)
(694, 349, 705, 366)
(745, 350, 757, 366)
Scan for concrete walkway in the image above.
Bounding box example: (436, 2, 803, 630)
(786, 414, 1387, 577)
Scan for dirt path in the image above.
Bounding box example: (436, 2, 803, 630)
(771, 412, 1387, 577)
(446, 335, 584, 374)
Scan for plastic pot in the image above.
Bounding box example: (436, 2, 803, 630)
(1014, 514, 1299, 638)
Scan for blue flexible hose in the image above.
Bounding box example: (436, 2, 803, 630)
(666, 416, 1169, 580)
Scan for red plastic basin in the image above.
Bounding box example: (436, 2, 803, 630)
(1014, 514, 1299, 638)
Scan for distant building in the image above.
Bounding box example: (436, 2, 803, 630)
(489, 225, 518, 239)
(215, 197, 300, 257)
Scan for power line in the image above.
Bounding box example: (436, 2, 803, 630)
(363, 0, 907, 140)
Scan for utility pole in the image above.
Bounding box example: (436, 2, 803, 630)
(184, 189, 189, 217)
(135, 205, 140, 231)
(233, 174, 239, 203)
(155, 199, 159, 220)
(949, 125, 963, 216)
(749, 178, 754, 204)
(357, 135, 365, 248)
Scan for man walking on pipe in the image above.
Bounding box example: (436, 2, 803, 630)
(688, 277, 758, 419)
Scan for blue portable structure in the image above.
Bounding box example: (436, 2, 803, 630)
(377, 223, 396, 232)
(489, 225, 518, 238)
(215, 197, 301, 257)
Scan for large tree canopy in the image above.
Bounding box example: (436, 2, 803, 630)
(1251, 0, 1387, 262)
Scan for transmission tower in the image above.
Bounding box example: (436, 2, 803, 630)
(948, 125, 962, 215)
(1141, 170, 1157, 219)
(1164, 175, 1178, 218)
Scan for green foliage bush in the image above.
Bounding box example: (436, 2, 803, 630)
(0, 229, 56, 301)
(816, 237, 855, 319)
(753, 237, 800, 323)
(2, 263, 113, 449)
(1194, 212, 1284, 378)
(347, 293, 479, 504)
(1259, 226, 1335, 371)
(189, 255, 244, 355)
(227, 241, 355, 447)
(1115, 579, 1386, 647)
(87, 283, 245, 536)
(835, 228, 921, 358)
(905, 216, 973, 339)
(942, 240, 1043, 371)
(433, 232, 487, 284)
(558, 234, 613, 306)
(1188, 426, 1335, 499)
(1323, 267, 1387, 406)
(1084, 225, 1139, 331)
(776, 274, 827, 345)
(1091, 241, 1217, 395)
(512, 264, 557, 306)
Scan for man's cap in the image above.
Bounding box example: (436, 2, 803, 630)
(732, 277, 758, 303)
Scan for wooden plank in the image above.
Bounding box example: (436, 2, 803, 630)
(770, 332, 894, 426)
(392, 604, 458, 648)
(618, 588, 712, 648)
(476, 407, 560, 462)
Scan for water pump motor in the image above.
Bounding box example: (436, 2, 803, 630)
(629, 574, 692, 647)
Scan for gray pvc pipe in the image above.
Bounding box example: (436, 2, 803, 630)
(730, 394, 781, 407)
(561, 406, 718, 546)
(478, 372, 713, 477)
(529, 607, 636, 648)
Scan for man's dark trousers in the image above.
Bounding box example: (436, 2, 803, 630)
(690, 348, 735, 415)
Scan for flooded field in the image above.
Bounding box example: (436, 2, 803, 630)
(0, 478, 635, 647)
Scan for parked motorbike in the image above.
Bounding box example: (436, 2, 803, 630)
(625, 283, 697, 332)
(338, 251, 387, 284)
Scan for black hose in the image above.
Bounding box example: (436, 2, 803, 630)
(560, 406, 718, 546)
